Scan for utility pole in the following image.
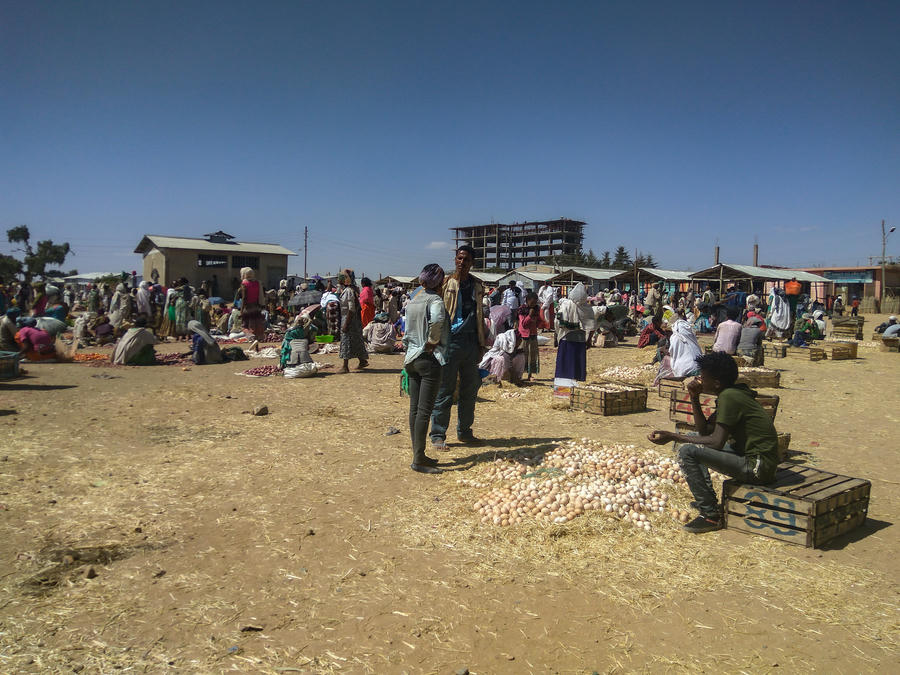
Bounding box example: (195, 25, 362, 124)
(882, 219, 896, 308)
(303, 226, 308, 280)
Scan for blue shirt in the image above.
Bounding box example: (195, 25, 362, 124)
(403, 289, 449, 366)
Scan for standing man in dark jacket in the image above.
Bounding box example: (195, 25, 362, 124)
(430, 245, 486, 450)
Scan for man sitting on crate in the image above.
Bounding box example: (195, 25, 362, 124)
(648, 351, 779, 534)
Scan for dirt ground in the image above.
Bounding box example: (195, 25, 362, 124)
(1, 316, 898, 674)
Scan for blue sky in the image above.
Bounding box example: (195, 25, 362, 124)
(2, 1, 898, 279)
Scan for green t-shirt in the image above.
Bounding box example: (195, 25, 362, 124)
(715, 384, 778, 465)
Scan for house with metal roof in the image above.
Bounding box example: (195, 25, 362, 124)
(134, 232, 296, 293)
(548, 267, 626, 294)
(611, 267, 694, 294)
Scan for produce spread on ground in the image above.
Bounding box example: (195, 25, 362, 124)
(1, 318, 897, 673)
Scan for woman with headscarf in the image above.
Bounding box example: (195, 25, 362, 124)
(812, 309, 826, 337)
(402, 264, 448, 474)
(173, 279, 192, 340)
(237, 267, 265, 342)
(666, 314, 703, 380)
(359, 277, 376, 328)
(188, 320, 223, 364)
(280, 313, 317, 368)
(15, 317, 56, 361)
(363, 311, 396, 354)
(338, 268, 368, 372)
(554, 283, 595, 384)
(41, 285, 68, 322)
(1, 307, 21, 351)
(479, 327, 525, 385)
(319, 281, 341, 340)
(109, 283, 133, 331)
(86, 283, 100, 314)
(111, 316, 158, 365)
(136, 280, 152, 318)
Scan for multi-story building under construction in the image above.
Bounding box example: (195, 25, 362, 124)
(450, 218, 585, 270)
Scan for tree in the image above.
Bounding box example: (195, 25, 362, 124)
(6, 226, 74, 284)
(612, 246, 632, 270)
(599, 251, 611, 269)
(0, 254, 22, 281)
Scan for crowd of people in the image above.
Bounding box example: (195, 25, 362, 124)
(0, 260, 887, 530)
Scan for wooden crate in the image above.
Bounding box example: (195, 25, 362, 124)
(722, 465, 871, 548)
(657, 377, 687, 398)
(737, 368, 781, 388)
(763, 343, 787, 359)
(786, 346, 826, 361)
(832, 316, 865, 340)
(572, 381, 648, 416)
(776, 432, 791, 462)
(822, 341, 858, 360)
(881, 337, 900, 352)
(668, 391, 779, 425)
(0, 351, 21, 380)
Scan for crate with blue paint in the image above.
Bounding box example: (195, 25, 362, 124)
(722, 464, 871, 548)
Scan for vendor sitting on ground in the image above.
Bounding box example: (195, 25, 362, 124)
(188, 320, 223, 365)
(789, 312, 821, 346)
(1, 307, 21, 352)
(15, 317, 56, 361)
(91, 313, 116, 345)
(736, 315, 765, 366)
(648, 352, 778, 533)
(882, 318, 900, 338)
(712, 306, 742, 354)
(280, 313, 317, 368)
(875, 315, 897, 334)
(478, 327, 525, 386)
(637, 315, 668, 349)
(363, 311, 397, 354)
(111, 316, 158, 365)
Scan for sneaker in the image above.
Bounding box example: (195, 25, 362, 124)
(682, 515, 723, 533)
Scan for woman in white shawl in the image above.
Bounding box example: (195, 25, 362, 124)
(653, 313, 702, 385)
(136, 280, 152, 317)
(766, 289, 792, 338)
(478, 327, 524, 385)
(554, 283, 595, 384)
(108, 283, 133, 329)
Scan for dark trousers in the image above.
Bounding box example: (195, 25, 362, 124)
(677, 442, 771, 519)
(407, 353, 442, 462)
(430, 333, 480, 442)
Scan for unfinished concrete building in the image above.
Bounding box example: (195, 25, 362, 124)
(450, 218, 585, 270)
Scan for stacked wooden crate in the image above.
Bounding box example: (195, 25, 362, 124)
(722, 465, 871, 547)
(571, 381, 648, 416)
(881, 337, 900, 353)
(822, 341, 858, 360)
(786, 346, 826, 361)
(736, 368, 781, 388)
(831, 316, 865, 340)
(669, 391, 780, 426)
(763, 342, 787, 359)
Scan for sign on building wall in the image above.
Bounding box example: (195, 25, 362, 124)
(823, 271, 874, 284)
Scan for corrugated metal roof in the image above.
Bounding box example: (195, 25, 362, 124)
(471, 271, 506, 283)
(375, 275, 417, 285)
(497, 271, 557, 285)
(135, 235, 296, 256)
(63, 272, 120, 281)
(561, 267, 627, 280)
(612, 267, 694, 281)
(690, 263, 829, 283)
